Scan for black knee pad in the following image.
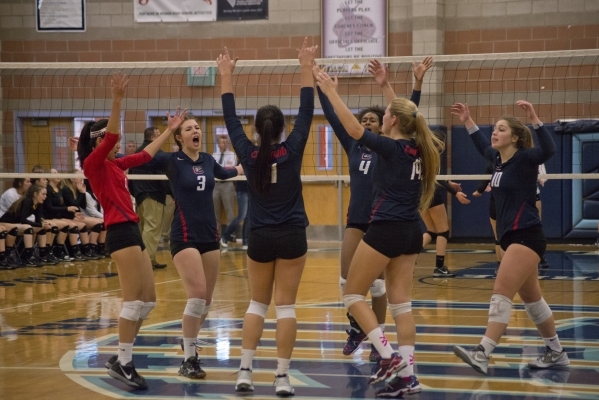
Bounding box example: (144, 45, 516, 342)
(69, 227, 79, 234)
(24, 227, 34, 235)
(37, 229, 47, 236)
(79, 226, 88, 233)
(8, 227, 18, 236)
(427, 231, 438, 241)
(438, 230, 449, 240)
(50, 226, 59, 234)
(0, 231, 7, 240)
(60, 225, 70, 233)
(91, 223, 103, 233)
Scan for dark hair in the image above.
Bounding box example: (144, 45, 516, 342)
(173, 115, 198, 149)
(499, 116, 533, 149)
(144, 126, 158, 141)
(7, 184, 45, 216)
(357, 106, 385, 130)
(77, 119, 108, 169)
(254, 105, 285, 195)
(31, 165, 44, 173)
(12, 178, 27, 189)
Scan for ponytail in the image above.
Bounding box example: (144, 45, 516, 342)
(254, 105, 285, 195)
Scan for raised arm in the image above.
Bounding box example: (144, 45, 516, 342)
(106, 72, 127, 139)
(314, 68, 364, 140)
(517, 100, 556, 163)
(142, 107, 186, 158)
(297, 37, 317, 88)
(412, 56, 433, 92)
(369, 59, 396, 105)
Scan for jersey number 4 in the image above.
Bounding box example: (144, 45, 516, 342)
(197, 176, 206, 191)
(359, 160, 371, 174)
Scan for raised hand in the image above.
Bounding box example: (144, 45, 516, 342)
(451, 103, 472, 124)
(216, 47, 238, 76)
(298, 37, 318, 67)
(166, 106, 187, 132)
(413, 57, 433, 82)
(516, 100, 540, 123)
(368, 59, 389, 87)
(110, 71, 128, 101)
(314, 69, 337, 96)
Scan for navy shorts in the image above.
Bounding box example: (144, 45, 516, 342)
(363, 220, 422, 258)
(247, 225, 307, 263)
(500, 225, 546, 259)
(346, 223, 369, 233)
(170, 241, 220, 258)
(430, 186, 445, 208)
(106, 222, 145, 254)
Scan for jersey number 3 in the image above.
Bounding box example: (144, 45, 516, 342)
(359, 160, 371, 175)
(197, 176, 206, 191)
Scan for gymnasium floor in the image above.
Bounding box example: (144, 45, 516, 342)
(0, 241, 598, 400)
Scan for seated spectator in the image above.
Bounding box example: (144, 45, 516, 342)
(0, 178, 31, 217)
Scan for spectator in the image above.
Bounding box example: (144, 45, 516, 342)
(213, 135, 237, 245)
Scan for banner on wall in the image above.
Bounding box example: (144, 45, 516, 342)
(37, 0, 85, 32)
(321, 0, 387, 76)
(135, 0, 216, 22)
(217, 0, 268, 21)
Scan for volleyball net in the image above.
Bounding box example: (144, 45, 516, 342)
(0, 49, 598, 183)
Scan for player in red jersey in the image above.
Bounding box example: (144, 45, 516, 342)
(76, 72, 186, 389)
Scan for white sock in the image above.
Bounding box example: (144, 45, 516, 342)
(379, 323, 385, 332)
(118, 342, 133, 365)
(397, 345, 415, 377)
(240, 348, 255, 370)
(183, 337, 197, 360)
(543, 334, 563, 352)
(367, 327, 393, 359)
(276, 358, 291, 376)
(480, 336, 497, 357)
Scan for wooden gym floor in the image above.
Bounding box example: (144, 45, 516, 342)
(0, 241, 598, 399)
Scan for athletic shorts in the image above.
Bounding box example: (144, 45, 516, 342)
(106, 222, 145, 254)
(363, 220, 422, 258)
(489, 193, 497, 221)
(500, 225, 546, 259)
(430, 186, 445, 208)
(170, 241, 220, 258)
(346, 223, 369, 233)
(247, 225, 307, 263)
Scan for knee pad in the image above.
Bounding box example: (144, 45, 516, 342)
(339, 277, 346, 296)
(60, 225, 70, 233)
(50, 226, 59, 234)
(0, 231, 6, 240)
(524, 298, 552, 325)
(488, 294, 512, 324)
(370, 279, 386, 298)
(438, 230, 449, 240)
(426, 231, 438, 241)
(8, 227, 18, 236)
(343, 294, 366, 310)
(119, 300, 144, 321)
(69, 226, 79, 234)
(79, 226, 88, 233)
(183, 298, 206, 319)
(91, 223, 103, 233)
(246, 300, 269, 318)
(24, 227, 34, 235)
(389, 302, 412, 319)
(202, 301, 211, 316)
(139, 302, 156, 320)
(37, 229, 46, 236)
(275, 304, 296, 319)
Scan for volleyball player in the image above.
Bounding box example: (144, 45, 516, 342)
(77, 72, 186, 389)
(148, 116, 243, 379)
(318, 57, 432, 362)
(217, 38, 316, 396)
(315, 68, 442, 397)
(451, 101, 569, 374)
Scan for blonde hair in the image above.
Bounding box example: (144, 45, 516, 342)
(388, 97, 442, 211)
(62, 177, 78, 197)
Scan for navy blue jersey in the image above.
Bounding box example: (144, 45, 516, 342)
(469, 124, 556, 241)
(151, 151, 238, 243)
(357, 130, 422, 222)
(222, 87, 314, 230)
(317, 87, 422, 224)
